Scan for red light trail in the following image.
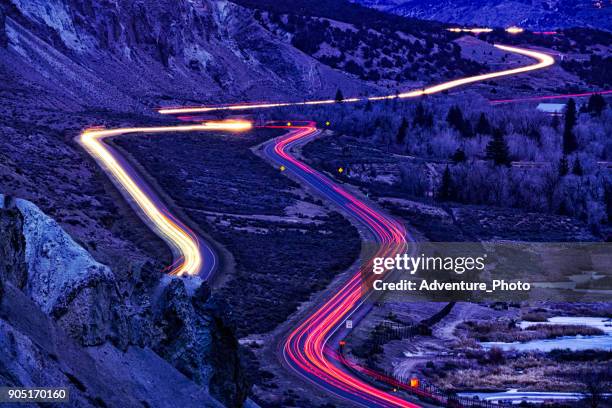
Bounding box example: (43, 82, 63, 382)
(264, 124, 416, 406)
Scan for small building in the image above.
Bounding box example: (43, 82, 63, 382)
(537, 103, 566, 115)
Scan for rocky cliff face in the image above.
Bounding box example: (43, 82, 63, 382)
(6, 195, 128, 346)
(156, 279, 248, 408)
(0, 279, 225, 408)
(0, 194, 248, 407)
(0, 196, 27, 288)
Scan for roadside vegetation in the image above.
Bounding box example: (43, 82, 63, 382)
(422, 351, 611, 394)
(253, 10, 483, 84)
(278, 93, 612, 238)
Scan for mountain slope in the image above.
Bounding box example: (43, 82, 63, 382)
(0, 0, 375, 111)
(351, 0, 612, 31)
(0, 0, 492, 112)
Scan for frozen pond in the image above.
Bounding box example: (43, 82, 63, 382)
(481, 335, 612, 352)
(457, 389, 588, 405)
(481, 316, 612, 352)
(519, 316, 612, 334)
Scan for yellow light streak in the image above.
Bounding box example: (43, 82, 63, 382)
(506, 26, 524, 34)
(397, 44, 554, 98)
(447, 27, 493, 34)
(79, 120, 252, 276)
(157, 44, 554, 115)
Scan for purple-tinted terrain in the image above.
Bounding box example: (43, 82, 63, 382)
(352, 0, 612, 31)
(0, 0, 611, 407)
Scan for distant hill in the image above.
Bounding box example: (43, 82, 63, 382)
(232, 0, 485, 86)
(350, 0, 612, 31)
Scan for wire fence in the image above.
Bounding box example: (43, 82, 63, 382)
(342, 304, 510, 407)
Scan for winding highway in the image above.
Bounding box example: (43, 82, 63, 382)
(81, 43, 555, 407)
(157, 44, 553, 115)
(263, 123, 416, 407)
(78, 121, 252, 278)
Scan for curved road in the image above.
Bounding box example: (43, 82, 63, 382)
(78, 121, 252, 278)
(263, 124, 416, 407)
(157, 44, 553, 115)
(81, 44, 555, 407)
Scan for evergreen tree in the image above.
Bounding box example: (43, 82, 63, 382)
(446, 105, 464, 131)
(563, 126, 578, 154)
(460, 120, 474, 138)
(587, 94, 606, 116)
(396, 117, 409, 144)
(528, 127, 541, 141)
(551, 114, 560, 131)
(335, 88, 344, 103)
(563, 99, 578, 155)
(438, 166, 454, 201)
(425, 111, 434, 128)
(559, 156, 569, 177)
(475, 113, 491, 135)
(413, 102, 433, 128)
(558, 200, 568, 216)
(446, 105, 473, 137)
(486, 129, 510, 166)
(451, 148, 466, 163)
(565, 98, 577, 130)
(572, 158, 583, 176)
(413, 103, 425, 127)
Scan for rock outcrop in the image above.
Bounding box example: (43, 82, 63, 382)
(11, 197, 128, 346)
(0, 195, 249, 407)
(0, 195, 157, 349)
(0, 7, 7, 48)
(0, 279, 224, 408)
(156, 279, 249, 408)
(0, 196, 27, 288)
(1, 194, 248, 406)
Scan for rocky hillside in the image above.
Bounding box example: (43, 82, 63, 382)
(351, 0, 612, 31)
(0, 0, 374, 112)
(0, 194, 247, 407)
(0, 0, 493, 113)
